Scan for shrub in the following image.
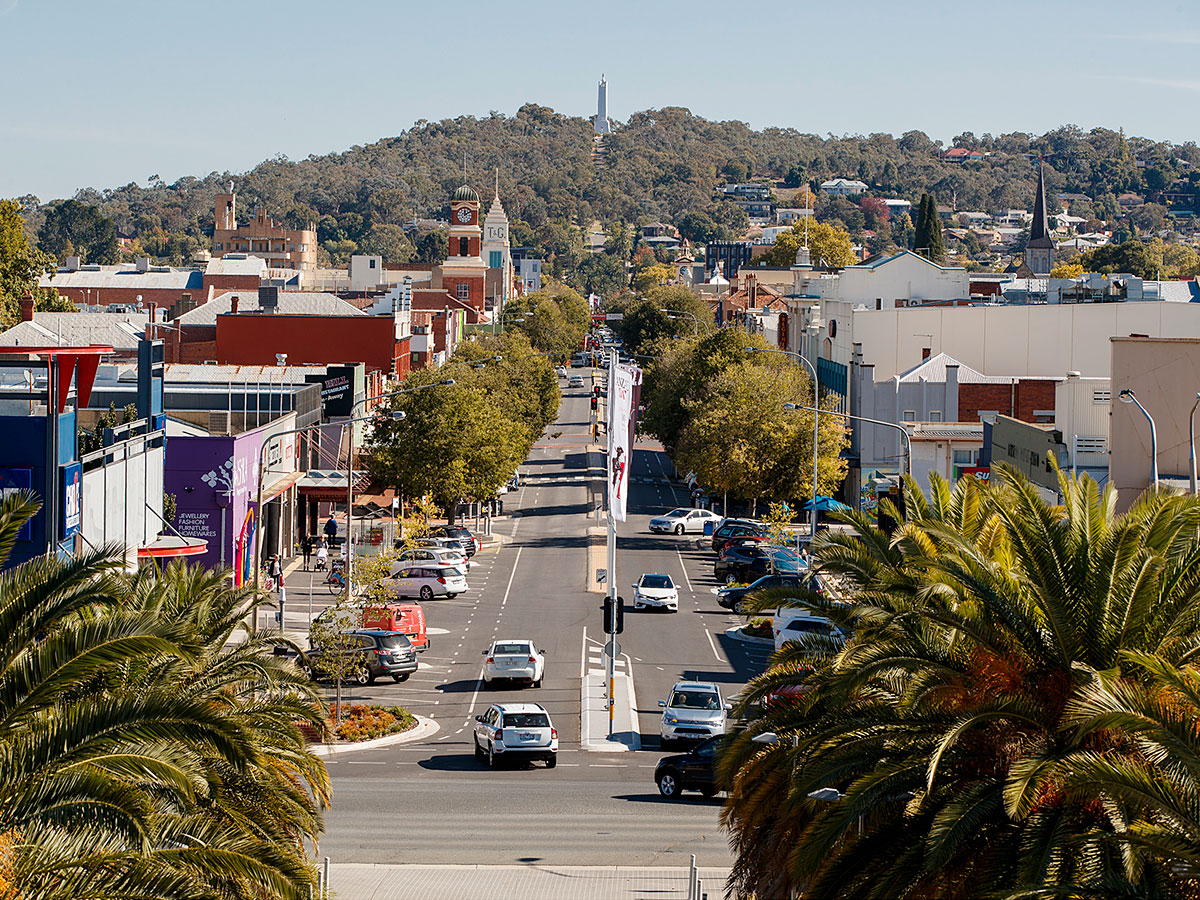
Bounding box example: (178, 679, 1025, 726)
(743, 617, 772, 639)
(327, 704, 417, 742)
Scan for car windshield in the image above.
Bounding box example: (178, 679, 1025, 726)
(494, 643, 531, 655)
(503, 712, 550, 728)
(665, 509, 690, 518)
(379, 634, 413, 650)
(641, 575, 673, 589)
(788, 620, 836, 636)
(671, 691, 721, 710)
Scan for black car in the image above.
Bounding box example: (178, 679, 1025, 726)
(299, 629, 418, 685)
(714, 545, 803, 585)
(655, 736, 720, 799)
(428, 525, 478, 557)
(717, 573, 807, 613)
(710, 519, 766, 552)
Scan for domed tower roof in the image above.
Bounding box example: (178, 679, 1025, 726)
(453, 184, 480, 203)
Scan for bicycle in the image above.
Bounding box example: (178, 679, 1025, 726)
(324, 569, 346, 595)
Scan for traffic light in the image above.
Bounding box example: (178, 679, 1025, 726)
(602, 596, 625, 634)
(593, 384, 601, 396)
(591, 397, 598, 411)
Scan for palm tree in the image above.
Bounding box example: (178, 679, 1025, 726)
(721, 468, 1200, 899)
(0, 490, 329, 899)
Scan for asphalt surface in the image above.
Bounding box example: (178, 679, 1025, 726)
(299, 374, 772, 868)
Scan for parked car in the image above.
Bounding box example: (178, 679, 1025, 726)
(710, 519, 766, 552)
(473, 702, 558, 768)
(409, 535, 473, 558)
(772, 610, 848, 652)
(659, 680, 730, 748)
(395, 545, 470, 571)
(380, 563, 468, 600)
(631, 573, 679, 611)
(427, 524, 479, 556)
(360, 602, 429, 652)
(554, 365, 567, 378)
(298, 630, 418, 685)
(648, 508, 721, 535)
(717, 573, 808, 614)
(714, 545, 803, 584)
(655, 736, 721, 799)
(482, 639, 546, 687)
(568, 375, 584, 388)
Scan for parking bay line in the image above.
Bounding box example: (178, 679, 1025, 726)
(705, 629, 722, 661)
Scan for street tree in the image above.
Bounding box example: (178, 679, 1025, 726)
(913, 192, 946, 261)
(358, 223, 416, 265)
(0, 199, 66, 327)
(754, 220, 857, 268)
(672, 360, 847, 512)
(570, 252, 627, 299)
(305, 596, 367, 723)
(630, 262, 673, 294)
(451, 332, 560, 440)
(503, 283, 591, 355)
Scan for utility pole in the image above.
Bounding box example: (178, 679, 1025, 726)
(606, 346, 618, 737)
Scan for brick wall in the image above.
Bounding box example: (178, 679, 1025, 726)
(958, 380, 1056, 422)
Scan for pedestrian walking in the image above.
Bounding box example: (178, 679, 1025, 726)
(324, 514, 338, 545)
(269, 554, 282, 585)
(315, 540, 328, 571)
(301, 534, 313, 570)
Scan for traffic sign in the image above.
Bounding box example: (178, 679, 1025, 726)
(602, 638, 621, 666)
(605, 313, 624, 321)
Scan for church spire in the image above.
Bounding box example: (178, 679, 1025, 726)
(1030, 160, 1050, 244)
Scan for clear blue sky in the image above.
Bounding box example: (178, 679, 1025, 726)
(1, 0, 1196, 201)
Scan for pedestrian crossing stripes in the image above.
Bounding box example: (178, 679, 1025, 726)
(586, 644, 627, 675)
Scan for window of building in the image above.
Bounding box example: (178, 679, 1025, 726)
(928, 410, 943, 422)
(902, 410, 916, 422)
(459, 237, 469, 257)
(457, 283, 470, 301)
(215, 242, 223, 251)
(953, 449, 974, 465)
(489, 251, 502, 268)
(369, 259, 377, 268)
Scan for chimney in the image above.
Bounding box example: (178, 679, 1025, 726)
(922, 347, 932, 360)
(230, 295, 239, 315)
(20, 294, 35, 322)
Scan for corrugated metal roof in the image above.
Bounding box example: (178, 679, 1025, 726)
(205, 255, 267, 276)
(111, 363, 329, 384)
(895, 352, 1013, 385)
(910, 423, 985, 439)
(0, 312, 149, 349)
(175, 290, 365, 325)
(38, 267, 202, 291)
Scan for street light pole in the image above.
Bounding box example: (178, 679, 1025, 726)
(1189, 393, 1200, 496)
(749, 347, 820, 553)
(1119, 389, 1159, 490)
(657, 307, 703, 336)
(785, 401, 912, 476)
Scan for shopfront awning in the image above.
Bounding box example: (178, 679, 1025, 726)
(137, 534, 208, 560)
(297, 469, 368, 502)
(262, 469, 304, 503)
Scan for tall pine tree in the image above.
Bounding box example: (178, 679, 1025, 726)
(914, 194, 945, 263)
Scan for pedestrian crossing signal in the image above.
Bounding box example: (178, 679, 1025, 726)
(602, 596, 625, 634)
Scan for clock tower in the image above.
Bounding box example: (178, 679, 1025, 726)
(440, 184, 486, 319)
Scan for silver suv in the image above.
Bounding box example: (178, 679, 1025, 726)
(473, 703, 558, 768)
(658, 680, 731, 748)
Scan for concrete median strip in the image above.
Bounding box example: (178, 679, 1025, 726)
(310, 714, 440, 757)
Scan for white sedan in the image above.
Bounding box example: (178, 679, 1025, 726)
(648, 508, 721, 535)
(482, 639, 546, 687)
(632, 573, 679, 612)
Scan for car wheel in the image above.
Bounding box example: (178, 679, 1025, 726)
(733, 599, 747, 614)
(657, 769, 681, 798)
(392, 674, 409, 683)
(488, 743, 498, 768)
(474, 736, 485, 760)
(700, 786, 718, 798)
(355, 668, 371, 686)
(725, 573, 738, 585)
(446, 593, 457, 599)
(546, 755, 557, 769)
(675, 524, 685, 535)
(420, 585, 434, 601)
(532, 677, 542, 688)
(300, 664, 315, 680)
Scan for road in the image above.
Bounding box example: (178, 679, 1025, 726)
(307, 374, 772, 871)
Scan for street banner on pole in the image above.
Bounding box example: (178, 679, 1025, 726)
(607, 361, 640, 522)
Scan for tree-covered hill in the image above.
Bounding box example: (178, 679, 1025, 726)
(16, 104, 1200, 269)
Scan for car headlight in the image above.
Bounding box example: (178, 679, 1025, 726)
(664, 715, 679, 725)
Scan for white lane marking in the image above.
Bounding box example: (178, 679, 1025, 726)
(580, 625, 587, 680)
(676, 549, 694, 593)
(705, 629, 722, 661)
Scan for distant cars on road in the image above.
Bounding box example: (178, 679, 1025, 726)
(482, 639, 546, 687)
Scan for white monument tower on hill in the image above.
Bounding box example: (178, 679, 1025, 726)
(595, 75, 611, 134)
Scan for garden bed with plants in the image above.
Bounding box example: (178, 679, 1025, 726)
(326, 704, 417, 743)
(741, 617, 773, 640)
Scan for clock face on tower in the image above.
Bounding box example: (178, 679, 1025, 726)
(456, 207, 472, 224)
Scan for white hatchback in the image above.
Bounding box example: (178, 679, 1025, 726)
(632, 573, 679, 612)
(380, 563, 468, 601)
(482, 639, 546, 687)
